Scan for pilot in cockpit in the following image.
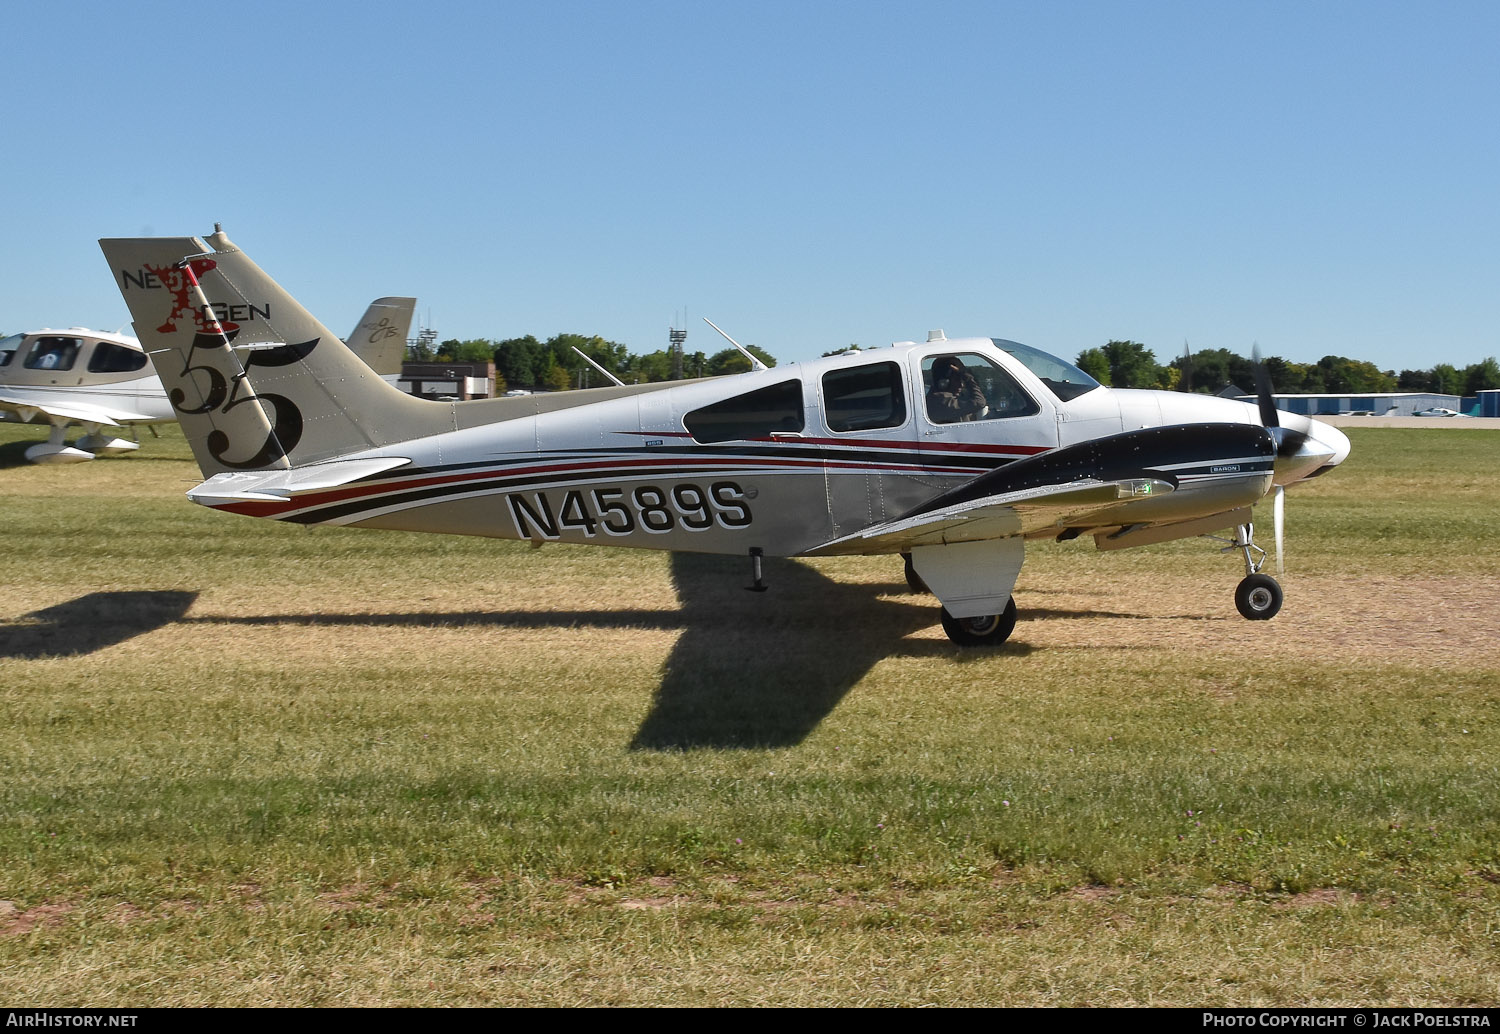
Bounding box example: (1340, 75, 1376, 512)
(926, 355, 989, 423)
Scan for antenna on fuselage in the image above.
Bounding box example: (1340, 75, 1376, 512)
(702, 317, 768, 371)
(570, 346, 625, 387)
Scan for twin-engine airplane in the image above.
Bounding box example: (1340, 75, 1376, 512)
(99, 229, 1350, 646)
(0, 297, 415, 463)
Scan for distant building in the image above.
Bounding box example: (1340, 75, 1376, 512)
(1235, 391, 1466, 417)
(399, 361, 495, 401)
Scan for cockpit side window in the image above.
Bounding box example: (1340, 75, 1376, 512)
(684, 378, 805, 444)
(922, 353, 1039, 424)
(23, 336, 82, 372)
(87, 341, 149, 374)
(822, 361, 906, 432)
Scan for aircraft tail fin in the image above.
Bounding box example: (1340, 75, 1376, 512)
(347, 296, 415, 380)
(99, 231, 452, 477)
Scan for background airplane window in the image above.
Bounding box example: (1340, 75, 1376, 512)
(684, 378, 805, 443)
(823, 361, 907, 432)
(87, 342, 150, 374)
(24, 336, 82, 372)
(922, 353, 1039, 423)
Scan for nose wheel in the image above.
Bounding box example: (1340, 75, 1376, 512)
(1212, 520, 1284, 621)
(1235, 572, 1282, 620)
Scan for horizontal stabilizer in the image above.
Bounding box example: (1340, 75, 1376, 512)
(187, 456, 412, 504)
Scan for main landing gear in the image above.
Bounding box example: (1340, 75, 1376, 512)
(1211, 521, 1283, 621)
(902, 552, 1018, 646)
(939, 598, 1018, 647)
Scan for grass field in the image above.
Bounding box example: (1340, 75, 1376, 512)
(1, 422, 1497, 1006)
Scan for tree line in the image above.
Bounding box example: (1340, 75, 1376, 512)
(411, 333, 775, 393)
(409, 330, 1498, 398)
(1075, 341, 1500, 397)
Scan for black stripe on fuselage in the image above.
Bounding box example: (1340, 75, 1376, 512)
(902, 423, 1274, 519)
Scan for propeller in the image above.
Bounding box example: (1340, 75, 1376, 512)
(1251, 344, 1310, 464)
(1250, 345, 1301, 576)
(1178, 340, 1193, 392)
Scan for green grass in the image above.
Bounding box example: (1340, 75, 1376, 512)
(1, 422, 1498, 1005)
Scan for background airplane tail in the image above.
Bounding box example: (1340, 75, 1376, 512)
(347, 296, 416, 381)
(100, 231, 452, 476)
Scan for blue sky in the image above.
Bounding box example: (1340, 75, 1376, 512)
(4, 0, 1497, 371)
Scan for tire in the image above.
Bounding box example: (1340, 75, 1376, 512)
(1234, 573, 1283, 620)
(939, 597, 1018, 646)
(902, 552, 928, 594)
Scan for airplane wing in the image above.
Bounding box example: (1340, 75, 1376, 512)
(802, 422, 1274, 557)
(0, 389, 154, 427)
(803, 477, 1171, 555)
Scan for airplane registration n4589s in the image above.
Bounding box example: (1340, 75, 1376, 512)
(99, 230, 1349, 646)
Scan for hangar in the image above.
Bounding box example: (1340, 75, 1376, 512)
(1238, 391, 1475, 417)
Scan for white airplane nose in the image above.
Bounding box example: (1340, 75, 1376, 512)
(1314, 419, 1352, 469)
(1272, 416, 1350, 484)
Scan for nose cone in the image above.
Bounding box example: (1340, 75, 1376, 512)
(1273, 415, 1351, 484)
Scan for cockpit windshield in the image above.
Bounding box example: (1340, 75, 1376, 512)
(0, 333, 22, 368)
(993, 339, 1101, 402)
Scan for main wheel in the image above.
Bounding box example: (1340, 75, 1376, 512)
(1234, 573, 1283, 620)
(939, 597, 1018, 646)
(902, 552, 928, 594)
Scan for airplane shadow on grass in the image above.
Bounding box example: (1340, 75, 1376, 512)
(0, 435, 44, 469)
(6, 564, 1184, 747)
(631, 553, 952, 749)
(170, 554, 1034, 750)
(0, 591, 199, 659)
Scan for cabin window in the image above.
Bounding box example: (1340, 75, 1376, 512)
(822, 361, 907, 432)
(0, 333, 22, 367)
(23, 336, 82, 372)
(684, 378, 805, 444)
(87, 341, 149, 374)
(922, 353, 1039, 424)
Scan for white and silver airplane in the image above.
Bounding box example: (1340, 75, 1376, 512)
(0, 296, 415, 464)
(98, 230, 1350, 646)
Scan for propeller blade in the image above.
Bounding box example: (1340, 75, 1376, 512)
(1272, 483, 1285, 576)
(1250, 343, 1280, 429)
(1179, 341, 1193, 392)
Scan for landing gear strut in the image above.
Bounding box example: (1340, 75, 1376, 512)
(1211, 521, 1283, 621)
(901, 552, 928, 594)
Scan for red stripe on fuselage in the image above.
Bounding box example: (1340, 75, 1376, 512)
(209, 452, 983, 519)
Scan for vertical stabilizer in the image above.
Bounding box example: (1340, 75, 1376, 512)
(100, 232, 452, 476)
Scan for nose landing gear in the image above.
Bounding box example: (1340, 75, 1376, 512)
(1210, 521, 1283, 620)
